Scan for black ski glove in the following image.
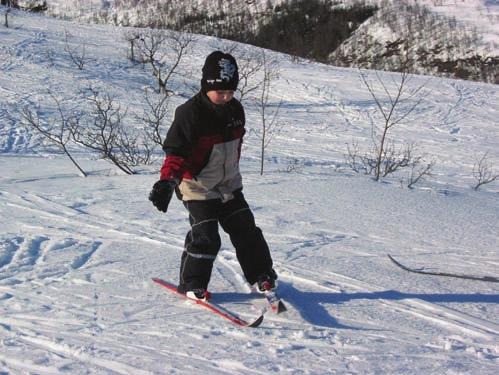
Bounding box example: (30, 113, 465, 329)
(149, 179, 176, 213)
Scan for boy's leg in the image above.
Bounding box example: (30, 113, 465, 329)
(219, 191, 274, 285)
(178, 199, 221, 293)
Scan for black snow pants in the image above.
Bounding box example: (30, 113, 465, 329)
(177, 191, 273, 293)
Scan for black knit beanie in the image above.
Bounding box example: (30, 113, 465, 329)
(201, 51, 239, 92)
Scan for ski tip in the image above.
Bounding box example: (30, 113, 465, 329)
(276, 301, 287, 314)
(387, 254, 411, 271)
(247, 314, 264, 328)
(387, 254, 400, 265)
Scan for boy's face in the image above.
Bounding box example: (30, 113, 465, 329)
(206, 90, 234, 105)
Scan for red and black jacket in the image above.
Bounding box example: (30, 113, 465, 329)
(160, 91, 245, 201)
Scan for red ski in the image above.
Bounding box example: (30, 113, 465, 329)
(152, 278, 264, 328)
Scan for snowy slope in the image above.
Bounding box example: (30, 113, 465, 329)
(420, 0, 499, 52)
(1, 8, 499, 375)
(330, 0, 499, 84)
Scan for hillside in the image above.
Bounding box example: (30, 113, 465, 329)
(330, 0, 499, 83)
(30, 0, 499, 84)
(1, 8, 499, 375)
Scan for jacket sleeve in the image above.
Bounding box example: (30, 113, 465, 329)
(159, 105, 195, 181)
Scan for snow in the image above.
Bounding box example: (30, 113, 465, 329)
(420, 0, 499, 51)
(1, 7, 499, 375)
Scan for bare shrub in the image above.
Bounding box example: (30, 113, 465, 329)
(140, 88, 171, 147)
(278, 158, 304, 174)
(71, 88, 151, 175)
(64, 29, 87, 70)
(252, 50, 284, 175)
(472, 152, 498, 190)
(234, 49, 266, 103)
(4, 4, 11, 28)
(345, 68, 434, 187)
(20, 92, 87, 177)
(135, 29, 195, 95)
(123, 29, 142, 62)
(407, 154, 435, 189)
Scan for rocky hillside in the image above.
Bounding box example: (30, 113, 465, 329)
(11, 0, 498, 83)
(330, 1, 498, 84)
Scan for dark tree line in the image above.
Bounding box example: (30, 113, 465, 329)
(1, 0, 47, 12)
(246, 0, 377, 62)
(66, 0, 376, 67)
(42, 0, 495, 83)
(171, 0, 377, 64)
(330, 1, 498, 84)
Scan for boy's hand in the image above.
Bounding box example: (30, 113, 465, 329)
(149, 180, 176, 213)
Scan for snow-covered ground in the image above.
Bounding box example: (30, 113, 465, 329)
(420, 0, 499, 52)
(1, 8, 498, 375)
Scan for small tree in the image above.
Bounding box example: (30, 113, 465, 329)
(136, 29, 195, 96)
(253, 51, 283, 175)
(20, 92, 87, 177)
(472, 152, 498, 190)
(140, 88, 170, 147)
(346, 67, 433, 187)
(235, 49, 266, 103)
(360, 68, 426, 181)
(3, 0, 12, 28)
(123, 29, 141, 62)
(64, 29, 87, 70)
(407, 153, 435, 189)
(71, 88, 138, 175)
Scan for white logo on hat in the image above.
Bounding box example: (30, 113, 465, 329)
(218, 59, 236, 82)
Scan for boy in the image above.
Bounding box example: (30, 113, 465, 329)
(149, 51, 277, 301)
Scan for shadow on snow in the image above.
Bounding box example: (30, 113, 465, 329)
(217, 282, 499, 329)
(281, 282, 499, 329)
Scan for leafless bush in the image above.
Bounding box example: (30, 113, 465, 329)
(407, 154, 435, 189)
(123, 29, 142, 62)
(278, 158, 304, 174)
(345, 140, 375, 175)
(252, 50, 284, 175)
(71, 88, 152, 175)
(20, 92, 87, 177)
(472, 152, 498, 190)
(115, 126, 155, 167)
(64, 29, 87, 70)
(345, 68, 434, 187)
(234, 49, 266, 103)
(346, 140, 432, 184)
(140, 88, 171, 147)
(4, 5, 11, 28)
(363, 69, 426, 179)
(135, 29, 195, 95)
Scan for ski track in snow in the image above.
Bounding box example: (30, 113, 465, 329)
(1, 168, 496, 374)
(282, 264, 499, 339)
(1, 163, 498, 373)
(0, 8, 498, 375)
